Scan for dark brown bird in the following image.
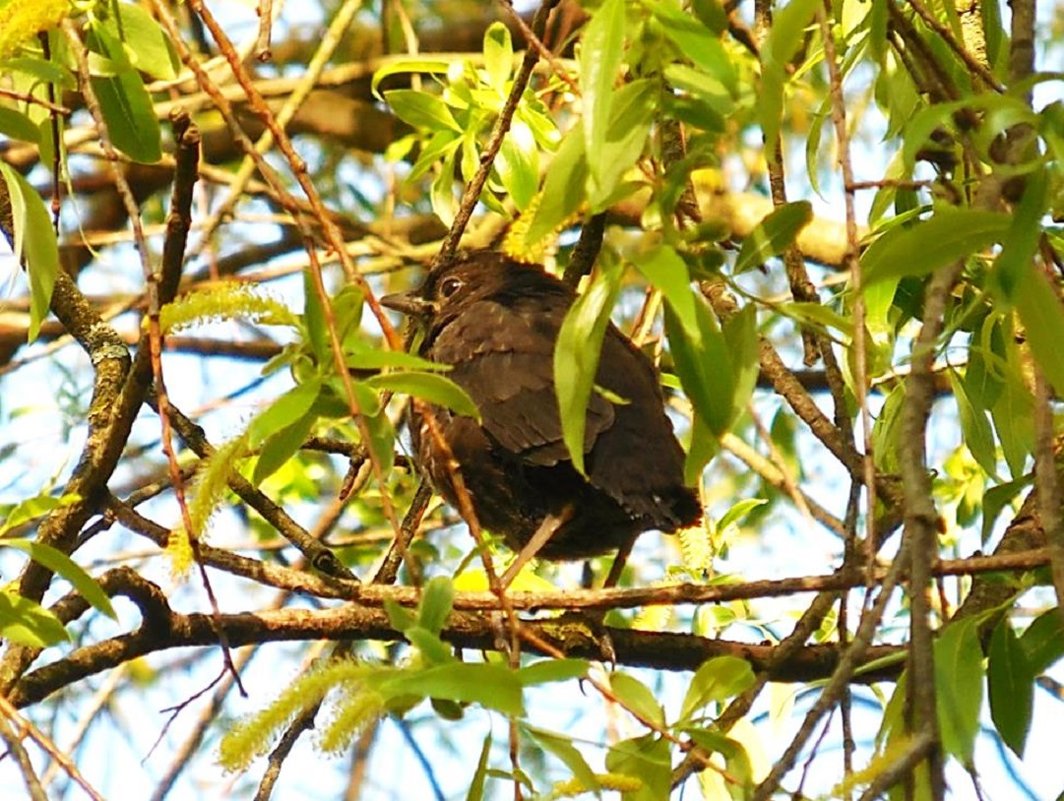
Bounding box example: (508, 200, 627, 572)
(382, 251, 701, 581)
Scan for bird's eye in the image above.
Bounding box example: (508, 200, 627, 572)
(439, 276, 463, 298)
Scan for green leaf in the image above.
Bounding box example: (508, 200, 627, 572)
(934, 617, 983, 764)
(734, 201, 813, 274)
(301, 268, 329, 363)
(679, 656, 755, 722)
(683, 413, 718, 485)
(554, 259, 623, 474)
(517, 659, 589, 686)
(988, 619, 1034, 757)
(98, 2, 179, 80)
(980, 475, 1031, 544)
(364, 371, 480, 421)
(417, 576, 455, 635)
(991, 168, 1047, 299)
(948, 369, 999, 479)
(90, 67, 162, 163)
(87, 25, 161, 163)
(362, 409, 396, 475)
(525, 726, 600, 793)
(1020, 609, 1064, 675)
(345, 343, 450, 372)
(605, 734, 671, 801)
(579, 0, 625, 190)
(588, 78, 655, 211)
(482, 21, 512, 91)
(2, 539, 116, 619)
(404, 626, 455, 666)
(1014, 265, 1064, 395)
(609, 671, 664, 727)
(496, 120, 538, 211)
(722, 304, 759, 419)
(381, 663, 523, 716)
(0, 492, 78, 536)
(652, 1, 736, 96)
(384, 598, 417, 632)
(431, 147, 458, 225)
(682, 727, 755, 799)
(0, 162, 60, 341)
(1, 56, 76, 89)
(862, 209, 1010, 285)
(248, 379, 322, 448)
(758, 0, 818, 161)
(716, 498, 767, 535)
(252, 410, 316, 486)
(664, 295, 735, 436)
(0, 590, 70, 647)
(0, 105, 40, 143)
(631, 246, 696, 337)
(465, 731, 492, 801)
(384, 89, 461, 132)
(990, 350, 1034, 480)
(524, 127, 587, 245)
(371, 58, 453, 98)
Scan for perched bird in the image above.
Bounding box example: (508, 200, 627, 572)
(381, 251, 702, 581)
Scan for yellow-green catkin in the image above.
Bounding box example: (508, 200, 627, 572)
(0, 0, 70, 61)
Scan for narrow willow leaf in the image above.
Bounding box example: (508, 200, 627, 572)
(248, 379, 322, 448)
(383, 88, 461, 132)
(631, 246, 697, 337)
(252, 410, 316, 486)
(364, 371, 480, 421)
(988, 620, 1034, 757)
(88, 24, 161, 163)
(371, 59, 452, 98)
(609, 671, 665, 727)
(862, 209, 1010, 285)
(991, 168, 1047, 299)
(517, 659, 589, 686)
(525, 726, 600, 793)
(605, 735, 671, 800)
(554, 259, 623, 475)
(416, 576, 455, 635)
(579, 0, 625, 189)
(652, 0, 736, 95)
(948, 370, 999, 479)
(934, 618, 983, 764)
(1020, 609, 1064, 675)
(734, 201, 813, 274)
(465, 731, 492, 801)
(679, 656, 756, 722)
(2, 539, 116, 619)
(758, 0, 818, 161)
(0, 105, 40, 143)
(0, 590, 69, 647)
(524, 127, 587, 245)
(98, 2, 179, 80)
(381, 663, 523, 716)
(482, 21, 512, 91)
(0, 162, 59, 341)
(664, 297, 734, 436)
(1014, 266, 1064, 395)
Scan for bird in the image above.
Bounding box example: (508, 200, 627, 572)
(381, 250, 702, 584)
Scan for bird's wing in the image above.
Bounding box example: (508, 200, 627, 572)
(430, 298, 614, 466)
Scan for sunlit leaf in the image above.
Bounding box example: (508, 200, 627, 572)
(554, 259, 623, 475)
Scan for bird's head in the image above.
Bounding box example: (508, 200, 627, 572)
(381, 251, 561, 326)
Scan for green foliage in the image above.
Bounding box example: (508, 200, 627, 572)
(554, 257, 623, 474)
(0, 162, 59, 342)
(376, 22, 558, 224)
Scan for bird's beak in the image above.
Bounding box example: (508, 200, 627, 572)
(380, 291, 434, 319)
